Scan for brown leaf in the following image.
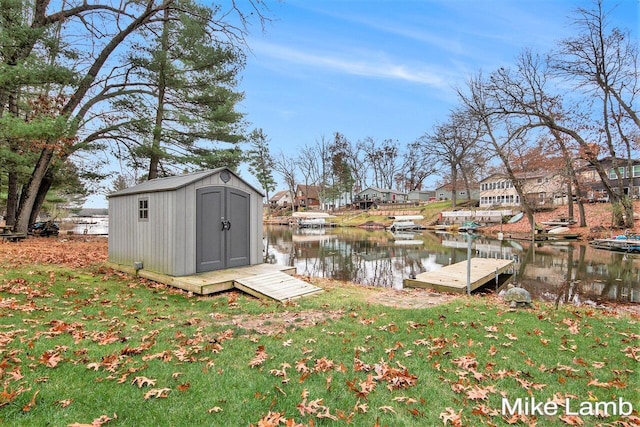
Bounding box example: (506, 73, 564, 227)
(472, 404, 499, 417)
(67, 413, 117, 427)
(488, 344, 498, 356)
(22, 390, 39, 412)
(143, 388, 171, 399)
(131, 376, 156, 388)
(559, 414, 585, 425)
(314, 357, 335, 372)
(56, 399, 73, 408)
(452, 354, 477, 370)
(562, 318, 580, 334)
(439, 407, 462, 426)
(39, 351, 62, 368)
(249, 345, 268, 368)
(465, 385, 496, 400)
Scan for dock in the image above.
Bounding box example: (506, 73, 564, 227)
(404, 258, 514, 293)
(107, 262, 323, 302)
(590, 238, 640, 253)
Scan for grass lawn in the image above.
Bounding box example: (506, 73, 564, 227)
(328, 200, 453, 227)
(0, 242, 638, 426)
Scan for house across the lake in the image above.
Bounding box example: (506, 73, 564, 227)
(479, 171, 566, 208)
(269, 190, 293, 208)
(576, 157, 640, 201)
(354, 187, 408, 209)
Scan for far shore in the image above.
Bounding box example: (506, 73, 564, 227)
(265, 200, 640, 241)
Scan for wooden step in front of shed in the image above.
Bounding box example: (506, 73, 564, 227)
(234, 271, 323, 302)
(107, 262, 321, 301)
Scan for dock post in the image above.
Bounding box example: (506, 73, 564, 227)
(466, 231, 473, 295)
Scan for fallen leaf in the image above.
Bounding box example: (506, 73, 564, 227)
(249, 345, 268, 368)
(22, 390, 39, 412)
(67, 413, 117, 427)
(56, 399, 73, 408)
(131, 376, 156, 388)
(143, 388, 171, 399)
(439, 407, 462, 426)
(40, 351, 62, 368)
(559, 414, 585, 425)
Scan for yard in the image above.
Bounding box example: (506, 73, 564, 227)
(0, 238, 638, 426)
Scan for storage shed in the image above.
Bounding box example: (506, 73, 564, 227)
(108, 168, 264, 277)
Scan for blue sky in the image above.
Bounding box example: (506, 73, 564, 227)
(85, 0, 638, 207)
(236, 0, 638, 189)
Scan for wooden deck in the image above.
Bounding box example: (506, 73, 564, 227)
(107, 262, 322, 302)
(235, 272, 322, 301)
(404, 258, 514, 293)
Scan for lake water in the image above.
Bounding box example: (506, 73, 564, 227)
(264, 226, 640, 305)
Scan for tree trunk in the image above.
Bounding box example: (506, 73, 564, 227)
(5, 171, 19, 228)
(29, 169, 55, 226)
(148, 6, 170, 180)
(15, 148, 55, 233)
(566, 177, 574, 219)
(450, 165, 458, 208)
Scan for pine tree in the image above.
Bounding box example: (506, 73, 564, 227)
(246, 128, 276, 209)
(109, 0, 246, 179)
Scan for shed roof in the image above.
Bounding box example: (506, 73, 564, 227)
(108, 168, 264, 198)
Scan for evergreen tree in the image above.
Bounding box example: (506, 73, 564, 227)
(246, 128, 276, 208)
(109, 0, 246, 179)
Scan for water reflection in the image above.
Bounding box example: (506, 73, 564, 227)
(263, 225, 640, 304)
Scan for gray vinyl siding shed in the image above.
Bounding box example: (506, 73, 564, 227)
(108, 168, 264, 277)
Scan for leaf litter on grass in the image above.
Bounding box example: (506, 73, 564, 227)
(0, 238, 638, 426)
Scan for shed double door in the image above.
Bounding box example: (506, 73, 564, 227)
(196, 186, 250, 273)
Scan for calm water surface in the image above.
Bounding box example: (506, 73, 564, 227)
(263, 226, 640, 304)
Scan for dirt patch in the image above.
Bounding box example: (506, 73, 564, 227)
(215, 309, 346, 336)
(364, 287, 461, 309)
(214, 288, 460, 336)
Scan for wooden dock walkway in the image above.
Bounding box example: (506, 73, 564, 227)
(404, 258, 514, 293)
(108, 262, 323, 302)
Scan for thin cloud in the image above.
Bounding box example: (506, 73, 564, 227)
(252, 40, 448, 88)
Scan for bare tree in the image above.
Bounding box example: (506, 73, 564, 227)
(274, 152, 297, 214)
(457, 73, 541, 238)
(339, 135, 368, 193)
(549, 0, 638, 226)
(358, 137, 401, 189)
(551, 0, 639, 129)
(296, 136, 331, 208)
(397, 140, 439, 192)
(488, 48, 633, 227)
(417, 109, 485, 207)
